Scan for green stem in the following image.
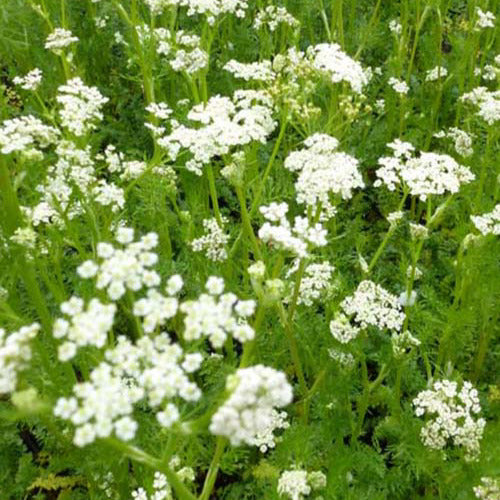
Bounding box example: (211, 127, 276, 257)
(229, 117, 288, 259)
(240, 305, 265, 367)
(198, 437, 227, 500)
(277, 303, 307, 395)
(235, 185, 262, 260)
(287, 259, 306, 324)
(206, 164, 222, 226)
(105, 439, 197, 500)
(354, 0, 382, 58)
(406, 5, 431, 83)
(368, 192, 408, 273)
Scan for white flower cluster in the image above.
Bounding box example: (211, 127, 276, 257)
(10, 227, 37, 249)
(388, 77, 409, 94)
(341, 280, 405, 330)
(434, 127, 474, 157)
(474, 477, 500, 500)
(28, 141, 124, 226)
(471, 204, 500, 236)
(258, 202, 328, 257)
(0, 323, 39, 394)
(425, 66, 448, 82)
(249, 409, 289, 453)
(409, 223, 429, 240)
(224, 60, 275, 82)
(54, 297, 116, 361)
(102, 144, 150, 180)
(131, 471, 172, 500)
(277, 470, 326, 500)
(461, 87, 500, 125)
(12, 68, 43, 91)
(389, 19, 402, 35)
(375, 140, 475, 200)
(254, 6, 299, 32)
(284, 133, 364, 212)
(0, 115, 59, 158)
(387, 210, 405, 227)
(134, 26, 208, 75)
(191, 218, 229, 262)
(330, 280, 405, 343)
(475, 64, 498, 81)
(295, 261, 334, 306)
(329, 314, 362, 343)
(328, 348, 355, 369)
(44, 28, 78, 53)
(413, 380, 485, 460)
(56, 78, 109, 136)
(180, 276, 255, 348)
(475, 8, 496, 30)
(157, 90, 276, 175)
(210, 365, 293, 445)
(391, 330, 420, 357)
(146, 102, 172, 120)
(307, 43, 368, 93)
(78, 227, 160, 301)
(55, 333, 202, 446)
(143, 0, 248, 22)
(133, 287, 179, 334)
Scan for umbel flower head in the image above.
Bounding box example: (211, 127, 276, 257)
(0, 323, 40, 394)
(180, 276, 256, 348)
(284, 133, 364, 215)
(258, 202, 328, 257)
(330, 280, 405, 343)
(277, 469, 326, 500)
(413, 379, 485, 461)
(157, 90, 276, 175)
(54, 333, 203, 447)
(210, 365, 293, 445)
(471, 204, 500, 236)
(77, 227, 160, 301)
(56, 78, 109, 136)
(306, 43, 368, 93)
(375, 140, 475, 200)
(0, 115, 59, 158)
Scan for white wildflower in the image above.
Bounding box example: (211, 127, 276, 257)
(0, 323, 40, 394)
(471, 204, 500, 236)
(180, 277, 255, 348)
(210, 365, 293, 445)
(12, 68, 43, 91)
(413, 380, 485, 460)
(191, 218, 229, 262)
(45, 28, 78, 53)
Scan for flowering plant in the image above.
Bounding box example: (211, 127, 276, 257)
(0, 0, 498, 499)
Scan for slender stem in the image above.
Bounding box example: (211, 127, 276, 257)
(250, 117, 288, 217)
(354, 0, 382, 58)
(368, 192, 408, 273)
(287, 259, 306, 324)
(318, 0, 332, 41)
(229, 117, 288, 259)
(0, 157, 52, 331)
(240, 305, 265, 367)
(105, 439, 197, 500)
(206, 164, 222, 226)
(198, 437, 227, 500)
(353, 355, 370, 441)
(277, 303, 307, 395)
(406, 5, 431, 83)
(475, 126, 493, 208)
(235, 185, 262, 260)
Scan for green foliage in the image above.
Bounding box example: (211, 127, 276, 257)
(0, 0, 499, 499)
